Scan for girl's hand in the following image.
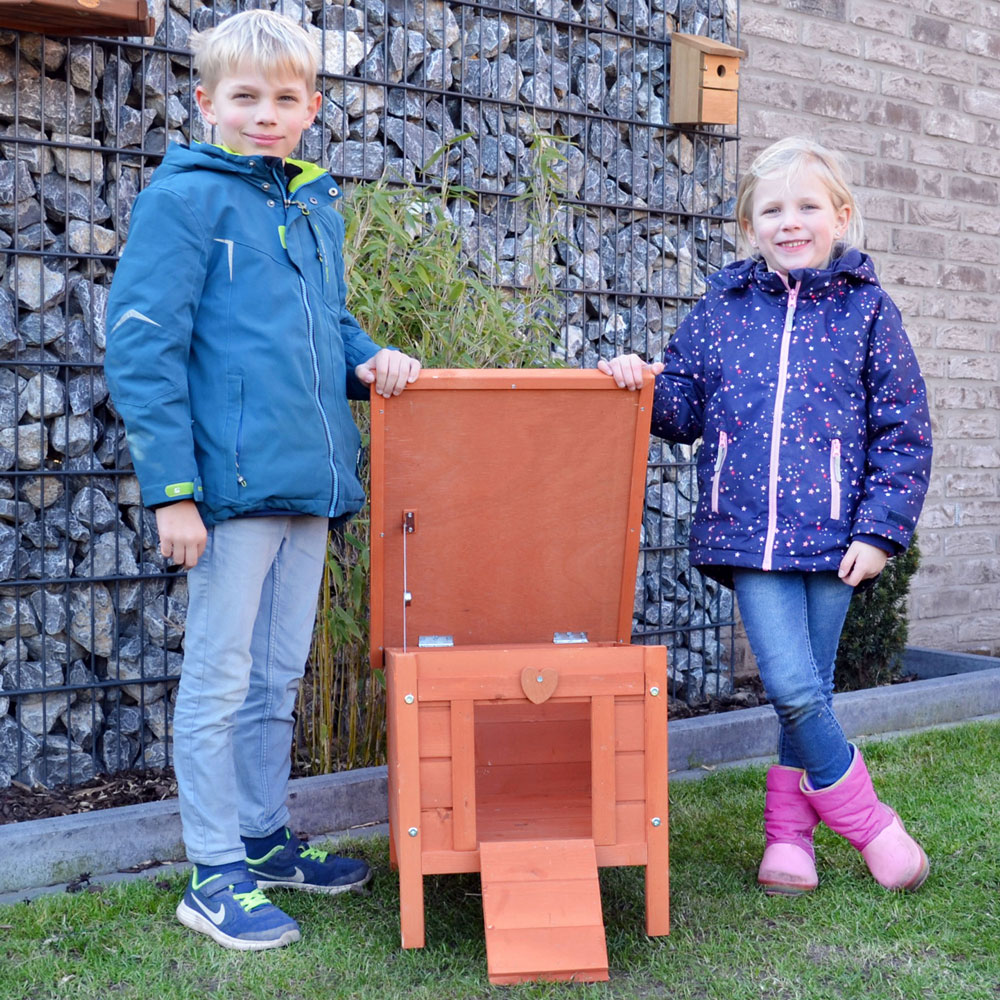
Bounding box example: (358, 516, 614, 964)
(838, 540, 889, 587)
(356, 349, 421, 398)
(597, 354, 665, 391)
(155, 500, 207, 570)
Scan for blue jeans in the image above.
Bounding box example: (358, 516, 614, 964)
(732, 569, 854, 789)
(173, 515, 329, 865)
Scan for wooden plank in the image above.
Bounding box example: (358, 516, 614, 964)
(476, 699, 589, 724)
(368, 394, 387, 671)
(475, 717, 590, 766)
(416, 703, 450, 757)
(369, 371, 653, 650)
(419, 808, 453, 853)
(615, 751, 645, 800)
(618, 376, 654, 639)
(418, 759, 452, 808)
(591, 695, 616, 845)
(615, 698, 644, 751)
(643, 646, 670, 937)
(476, 761, 590, 801)
(480, 839, 608, 983)
(451, 700, 477, 851)
(698, 87, 739, 125)
(420, 841, 647, 876)
(0, 0, 154, 36)
(387, 652, 425, 948)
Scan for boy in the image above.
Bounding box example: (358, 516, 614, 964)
(105, 10, 420, 950)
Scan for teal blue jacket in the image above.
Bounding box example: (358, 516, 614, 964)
(105, 142, 379, 525)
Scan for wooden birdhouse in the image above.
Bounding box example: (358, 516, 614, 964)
(370, 369, 669, 985)
(669, 32, 744, 126)
(0, 0, 154, 38)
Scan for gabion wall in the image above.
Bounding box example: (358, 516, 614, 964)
(0, 0, 739, 788)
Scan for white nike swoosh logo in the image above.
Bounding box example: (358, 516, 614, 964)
(250, 866, 305, 883)
(192, 894, 226, 925)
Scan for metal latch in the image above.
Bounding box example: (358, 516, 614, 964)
(419, 635, 454, 648)
(553, 631, 588, 644)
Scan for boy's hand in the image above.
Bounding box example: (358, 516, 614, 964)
(155, 500, 207, 570)
(356, 349, 421, 398)
(838, 540, 889, 587)
(597, 354, 665, 390)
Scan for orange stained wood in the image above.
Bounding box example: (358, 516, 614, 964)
(479, 838, 609, 984)
(369, 369, 654, 665)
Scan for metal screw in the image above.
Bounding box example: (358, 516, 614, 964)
(407, 827, 418, 837)
(404, 694, 414, 705)
(651, 817, 661, 827)
(650, 686, 660, 697)
(536, 675, 544, 683)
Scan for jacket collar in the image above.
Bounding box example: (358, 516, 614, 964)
(709, 248, 881, 295)
(156, 141, 339, 198)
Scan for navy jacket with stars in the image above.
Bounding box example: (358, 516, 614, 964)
(651, 249, 932, 585)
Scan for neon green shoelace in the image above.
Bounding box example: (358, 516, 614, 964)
(233, 887, 271, 912)
(298, 844, 329, 862)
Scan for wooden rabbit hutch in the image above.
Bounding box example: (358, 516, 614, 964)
(369, 369, 669, 984)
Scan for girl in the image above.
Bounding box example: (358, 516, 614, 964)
(600, 137, 932, 895)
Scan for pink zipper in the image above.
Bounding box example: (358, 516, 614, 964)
(711, 430, 728, 513)
(762, 281, 798, 571)
(830, 438, 842, 520)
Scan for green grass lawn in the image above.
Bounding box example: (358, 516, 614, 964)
(2, 722, 997, 1000)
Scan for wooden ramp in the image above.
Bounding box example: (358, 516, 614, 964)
(479, 838, 609, 984)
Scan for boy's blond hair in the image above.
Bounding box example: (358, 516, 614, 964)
(191, 9, 320, 93)
(735, 137, 864, 259)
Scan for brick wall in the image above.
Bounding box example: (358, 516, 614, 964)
(738, 0, 1000, 654)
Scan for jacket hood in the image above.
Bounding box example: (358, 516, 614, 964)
(154, 141, 334, 195)
(708, 248, 881, 295)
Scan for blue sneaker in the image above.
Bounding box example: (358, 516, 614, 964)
(175, 866, 301, 951)
(246, 829, 372, 895)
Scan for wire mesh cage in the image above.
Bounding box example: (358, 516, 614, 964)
(0, 0, 739, 789)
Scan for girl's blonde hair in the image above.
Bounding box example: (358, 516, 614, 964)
(735, 137, 864, 260)
(191, 9, 320, 94)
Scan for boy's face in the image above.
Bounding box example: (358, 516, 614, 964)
(195, 66, 321, 161)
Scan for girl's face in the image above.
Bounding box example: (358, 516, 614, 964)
(743, 164, 850, 276)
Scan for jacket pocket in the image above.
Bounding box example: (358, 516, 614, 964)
(711, 430, 728, 514)
(830, 437, 842, 521)
(226, 375, 248, 497)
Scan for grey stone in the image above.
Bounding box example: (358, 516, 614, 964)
(23, 632, 80, 666)
(19, 308, 65, 347)
(67, 582, 115, 656)
(60, 700, 103, 750)
(0, 714, 41, 779)
(50, 132, 104, 184)
(40, 177, 111, 232)
(105, 702, 143, 736)
(0, 422, 47, 471)
(60, 316, 101, 365)
(21, 475, 65, 510)
(16, 692, 70, 736)
(328, 141, 386, 179)
(9, 257, 66, 311)
(24, 540, 73, 579)
(0, 65, 98, 135)
(75, 530, 140, 579)
(20, 746, 96, 788)
(0, 125, 53, 175)
(387, 0, 459, 48)
(138, 739, 169, 770)
(101, 728, 137, 772)
(28, 591, 67, 636)
(68, 42, 106, 91)
(69, 279, 108, 349)
(68, 373, 109, 415)
(143, 698, 172, 741)
(21, 372, 66, 420)
(0, 521, 14, 580)
(0, 159, 36, 204)
(0, 368, 25, 428)
(49, 413, 103, 458)
(1, 657, 63, 693)
(70, 488, 117, 532)
(142, 590, 187, 648)
(67, 220, 117, 256)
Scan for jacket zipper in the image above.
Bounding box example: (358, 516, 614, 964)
(297, 273, 340, 515)
(711, 430, 728, 514)
(762, 281, 799, 571)
(830, 437, 842, 520)
(235, 380, 247, 487)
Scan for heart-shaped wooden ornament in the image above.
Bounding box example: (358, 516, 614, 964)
(520, 666, 558, 704)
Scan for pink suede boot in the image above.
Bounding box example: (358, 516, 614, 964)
(757, 765, 820, 895)
(800, 745, 929, 892)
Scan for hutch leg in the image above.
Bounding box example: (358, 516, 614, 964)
(643, 647, 670, 936)
(388, 651, 426, 948)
